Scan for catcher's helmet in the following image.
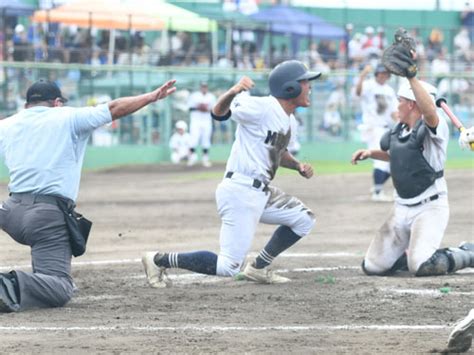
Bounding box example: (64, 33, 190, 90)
(397, 80, 437, 102)
(268, 60, 321, 99)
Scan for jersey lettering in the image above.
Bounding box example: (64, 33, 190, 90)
(265, 130, 278, 145)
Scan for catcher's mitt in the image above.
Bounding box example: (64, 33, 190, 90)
(382, 28, 418, 78)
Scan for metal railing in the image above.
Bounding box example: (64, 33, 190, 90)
(1, 61, 472, 147)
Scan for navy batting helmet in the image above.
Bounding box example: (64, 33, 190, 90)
(269, 60, 321, 99)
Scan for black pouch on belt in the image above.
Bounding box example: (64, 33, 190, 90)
(56, 198, 92, 257)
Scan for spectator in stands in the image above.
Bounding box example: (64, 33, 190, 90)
(461, 1, 474, 42)
(302, 41, 322, 69)
(323, 81, 345, 136)
(13, 24, 31, 62)
(409, 28, 426, 59)
(29, 24, 47, 62)
(318, 40, 337, 63)
(426, 28, 444, 61)
(170, 31, 193, 65)
(194, 33, 211, 66)
(348, 32, 364, 65)
(340, 23, 354, 66)
(132, 34, 151, 66)
(361, 26, 381, 59)
(454, 27, 472, 62)
(373, 26, 387, 51)
(437, 76, 470, 106)
(270, 43, 290, 67)
(431, 50, 450, 85)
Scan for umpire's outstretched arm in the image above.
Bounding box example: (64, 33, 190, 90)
(108, 80, 176, 120)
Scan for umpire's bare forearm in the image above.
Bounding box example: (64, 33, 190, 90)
(109, 80, 176, 120)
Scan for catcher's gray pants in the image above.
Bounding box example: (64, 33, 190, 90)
(0, 194, 74, 311)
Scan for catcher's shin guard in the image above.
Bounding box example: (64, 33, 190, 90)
(448, 243, 474, 273)
(416, 244, 474, 276)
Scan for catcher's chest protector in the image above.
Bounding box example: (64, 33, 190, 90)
(382, 120, 443, 198)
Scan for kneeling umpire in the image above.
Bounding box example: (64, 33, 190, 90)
(0, 79, 176, 312)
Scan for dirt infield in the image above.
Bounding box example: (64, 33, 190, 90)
(0, 164, 473, 354)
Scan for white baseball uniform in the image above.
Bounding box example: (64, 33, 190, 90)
(364, 116, 450, 273)
(187, 90, 217, 149)
(169, 131, 192, 164)
(358, 78, 398, 171)
(215, 94, 315, 276)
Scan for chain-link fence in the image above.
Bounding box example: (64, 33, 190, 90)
(0, 61, 472, 148)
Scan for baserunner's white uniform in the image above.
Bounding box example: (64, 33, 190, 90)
(364, 116, 450, 273)
(187, 90, 217, 149)
(215, 94, 315, 275)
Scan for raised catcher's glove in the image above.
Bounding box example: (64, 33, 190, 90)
(382, 28, 417, 78)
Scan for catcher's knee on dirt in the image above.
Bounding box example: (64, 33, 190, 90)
(216, 255, 243, 277)
(362, 253, 408, 276)
(415, 246, 474, 276)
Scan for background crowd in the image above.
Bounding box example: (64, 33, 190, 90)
(0, 0, 473, 147)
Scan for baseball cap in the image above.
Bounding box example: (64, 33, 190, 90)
(365, 26, 374, 34)
(26, 79, 68, 104)
(175, 120, 188, 130)
(374, 63, 389, 75)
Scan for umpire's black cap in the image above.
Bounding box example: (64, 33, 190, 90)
(26, 79, 68, 104)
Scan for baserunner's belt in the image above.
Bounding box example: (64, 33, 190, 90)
(225, 171, 268, 191)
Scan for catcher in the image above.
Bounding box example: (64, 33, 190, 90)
(351, 28, 473, 277)
(459, 126, 474, 150)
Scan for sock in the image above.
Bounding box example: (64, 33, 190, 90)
(155, 251, 217, 275)
(254, 226, 302, 269)
(203, 148, 209, 155)
(373, 169, 390, 193)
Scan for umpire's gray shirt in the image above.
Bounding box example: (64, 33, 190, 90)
(0, 103, 111, 201)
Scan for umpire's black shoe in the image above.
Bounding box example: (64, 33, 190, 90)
(0, 273, 20, 312)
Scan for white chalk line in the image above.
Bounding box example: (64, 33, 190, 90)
(73, 295, 124, 302)
(381, 287, 474, 297)
(0, 252, 363, 271)
(120, 266, 359, 283)
(0, 324, 449, 333)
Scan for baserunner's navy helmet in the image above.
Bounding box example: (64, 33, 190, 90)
(268, 60, 321, 99)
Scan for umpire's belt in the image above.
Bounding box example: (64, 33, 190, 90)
(10, 192, 74, 208)
(403, 194, 439, 207)
(225, 172, 268, 191)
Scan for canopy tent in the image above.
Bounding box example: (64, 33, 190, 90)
(0, 0, 36, 16)
(32, 0, 165, 31)
(32, 0, 216, 32)
(168, 1, 251, 23)
(122, 0, 217, 33)
(32, 0, 218, 64)
(250, 5, 345, 39)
